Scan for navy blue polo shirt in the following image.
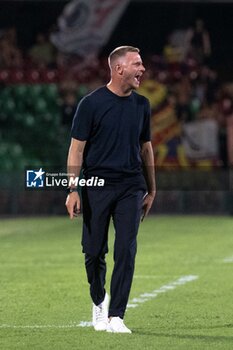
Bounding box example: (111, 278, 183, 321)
(71, 86, 151, 178)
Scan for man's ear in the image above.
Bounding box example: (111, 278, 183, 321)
(115, 64, 123, 75)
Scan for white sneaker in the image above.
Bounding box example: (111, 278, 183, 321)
(107, 317, 132, 334)
(92, 293, 109, 331)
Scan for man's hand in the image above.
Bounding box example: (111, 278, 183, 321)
(141, 191, 156, 221)
(65, 192, 81, 219)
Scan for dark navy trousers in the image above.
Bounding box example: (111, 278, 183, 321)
(81, 177, 146, 319)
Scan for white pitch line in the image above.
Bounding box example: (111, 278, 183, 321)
(223, 256, 233, 263)
(134, 275, 160, 279)
(0, 323, 84, 329)
(126, 275, 198, 309)
(0, 275, 198, 330)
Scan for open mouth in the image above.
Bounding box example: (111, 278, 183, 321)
(134, 74, 141, 84)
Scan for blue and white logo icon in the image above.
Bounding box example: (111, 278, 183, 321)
(26, 168, 45, 188)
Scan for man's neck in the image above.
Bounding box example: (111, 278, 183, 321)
(106, 81, 132, 97)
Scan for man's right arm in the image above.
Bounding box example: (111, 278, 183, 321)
(65, 138, 86, 219)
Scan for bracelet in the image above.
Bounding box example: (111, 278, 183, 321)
(66, 187, 78, 194)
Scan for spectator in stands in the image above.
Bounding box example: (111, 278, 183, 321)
(163, 34, 184, 64)
(217, 89, 233, 168)
(205, 69, 219, 104)
(0, 27, 23, 68)
(174, 76, 193, 122)
(185, 19, 211, 64)
(29, 33, 56, 68)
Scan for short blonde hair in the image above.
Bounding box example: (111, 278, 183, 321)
(108, 46, 140, 68)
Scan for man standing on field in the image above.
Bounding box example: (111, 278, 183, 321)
(65, 46, 156, 333)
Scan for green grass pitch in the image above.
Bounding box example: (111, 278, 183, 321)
(0, 215, 233, 350)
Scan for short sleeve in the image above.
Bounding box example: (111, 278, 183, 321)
(140, 97, 151, 142)
(71, 96, 93, 141)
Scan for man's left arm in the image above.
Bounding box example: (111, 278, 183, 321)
(141, 141, 156, 220)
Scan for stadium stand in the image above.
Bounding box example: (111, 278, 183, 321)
(0, 21, 232, 215)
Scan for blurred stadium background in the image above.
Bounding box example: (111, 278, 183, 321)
(0, 0, 233, 216)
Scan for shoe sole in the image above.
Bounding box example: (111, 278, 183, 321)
(106, 329, 132, 334)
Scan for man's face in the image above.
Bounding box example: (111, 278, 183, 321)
(120, 52, 145, 90)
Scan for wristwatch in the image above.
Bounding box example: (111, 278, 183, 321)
(66, 187, 78, 194)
